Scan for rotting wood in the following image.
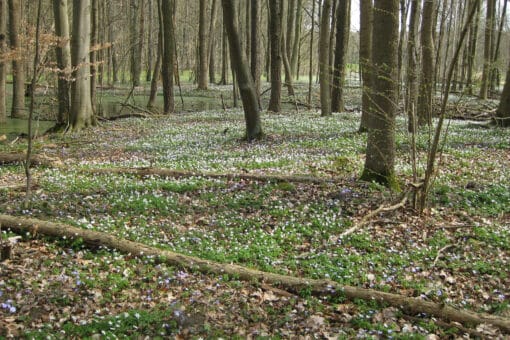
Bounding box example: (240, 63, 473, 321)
(0, 152, 62, 167)
(0, 213, 509, 333)
(79, 166, 342, 185)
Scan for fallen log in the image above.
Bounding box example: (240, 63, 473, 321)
(80, 167, 341, 185)
(0, 213, 509, 333)
(0, 152, 61, 167)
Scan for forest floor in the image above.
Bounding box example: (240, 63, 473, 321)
(0, 87, 509, 338)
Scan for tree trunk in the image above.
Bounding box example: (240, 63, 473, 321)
(2, 213, 509, 334)
(147, 5, 163, 110)
(90, 0, 98, 114)
(268, 0, 282, 113)
(406, 0, 420, 133)
(281, 0, 295, 96)
(417, 0, 435, 127)
(146, 0, 154, 82)
(360, 0, 399, 188)
(108, 1, 119, 85)
(465, 0, 480, 95)
(319, 0, 332, 117)
(359, 0, 373, 129)
(479, 0, 495, 99)
(7, 0, 25, 118)
(490, 0, 507, 95)
(306, 0, 315, 106)
(70, 0, 94, 132)
(222, 0, 263, 141)
(290, 0, 302, 78)
(496, 56, 510, 127)
(161, 0, 175, 114)
(219, 26, 228, 85)
(52, 0, 72, 127)
(331, 0, 350, 113)
(208, 0, 219, 84)
(197, 0, 208, 90)
(0, 0, 6, 123)
(130, 0, 142, 87)
(397, 0, 408, 97)
(250, 0, 261, 96)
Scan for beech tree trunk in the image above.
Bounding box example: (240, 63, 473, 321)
(222, 0, 263, 141)
(417, 0, 435, 127)
(281, 0, 295, 96)
(479, 0, 495, 99)
(1, 213, 509, 334)
(268, 0, 283, 113)
(406, 0, 420, 133)
(208, 0, 219, 84)
(360, 0, 399, 188)
(318, 0, 332, 117)
(359, 0, 373, 132)
(250, 0, 260, 96)
(90, 0, 98, 114)
(331, 0, 350, 113)
(52, 0, 71, 126)
(7, 0, 25, 118)
(496, 56, 510, 127)
(70, 0, 94, 131)
(161, 0, 175, 114)
(197, 0, 208, 90)
(130, 0, 142, 87)
(0, 0, 6, 123)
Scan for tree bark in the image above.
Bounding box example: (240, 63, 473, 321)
(197, 0, 209, 90)
(496, 56, 510, 127)
(358, 0, 373, 132)
(306, 0, 315, 106)
(70, 0, 94, 131)
(0, 0, 6, 123)
(465, 0, 480, 95)
(130, 0, 142, 87)
(1, 213, 509, 334)
(161, 0, 175, 114)
(281, 0, 295, 96)
(250, 0, 260, 96)
(479, 0, 495, 99)
(406, 0, 420, 133)
(268, 0, 282, 113)
(222, 0, 263, 141)
(7, 0, 25, 118)
(318, 0, 332, 117)
(290, 0, 302, 78)
(417, 0, 435, 127)
(331, 0, 350, 113)
(90, 0, 98, 114)
(360, 0, 399, 188)
(208, 0, 219, 84)
(52, 0, 72, 127)
(147, 5, 163, 110)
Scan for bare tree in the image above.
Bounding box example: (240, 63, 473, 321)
(69, 0, 94, 131)
(221, 0, 262, 141)
(319, 0, 332, 117)
(479, 0, 495, 99)
(331, 0, 350, 113)
(268, 0, 283, 113)
(359, 0, 373, 131)
(161, 0, 175, 114)
(496, 55, 510, 127)
(8, 0, 25, 118)
(197, 0, 208, 90)
(0, 0, 6, 123)
(360, 0, 399, 188)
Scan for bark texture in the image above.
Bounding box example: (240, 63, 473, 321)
(197, 0, 208, 90)
(7, 0, 25, 118)
(417, 0, 435, 127)
(331, 0, 350, 113)
(360, 0, 399, 188)
(221, 0, 262, 141)
(0, 0, 6, 122)
(268, 0, 282, 113)
(318, 0, 332, 116)
(496, 57, 510, 127)
(1, 213, 509, 334)
(161, 0, 175, 114)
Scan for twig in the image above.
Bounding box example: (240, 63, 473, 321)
(340, 192, 409, 238)
(432, 244, 457, 267)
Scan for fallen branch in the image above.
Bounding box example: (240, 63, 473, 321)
(0, 152, 62, 167)
(0, 213, 509, 333)
(339, 192, 409, 238)
(80, 166, 342, 185)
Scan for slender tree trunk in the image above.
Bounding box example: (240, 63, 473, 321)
(496, 55, 510, 127)
(480, 0, 495, 99)
(8, 0, 25, 118)
(360, 0, 399, 188)
(197, 0, 208, 90)
(281, 0, 295, 96)
(331, 0, 350, 113)
(307, 0, 315, 106)
(146, 0, 154, 82)
(490, 0, 507, 94)
(0, 0, 7, 123)
(161, 0, 175, 114)
(268, 0, 282, 112)
(417, 0, 435, 127)
(466, 0, 480, 95)
(319, 0, 332, 116)
(406, 0, 420, 133)
(250, 0, 261, 96)
(108, 1, 119, 85)
(359, 0, 373, 131)
(52, 0, 72, 126)
(397, 0, 408, 97)
(221, 0, 263, 141)
(208, 0, 219, 84)
(70, 0, 94, 131)
(148, 5, 163, 110)
(130, 0, 142, 87)
(90, 0, 98, 114)
(286, 0, 295, 62)
(219, 26, 228, 85)
(290, 0, 302, 78)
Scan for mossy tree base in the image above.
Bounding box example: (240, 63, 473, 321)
(360, 168, 400, 191)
